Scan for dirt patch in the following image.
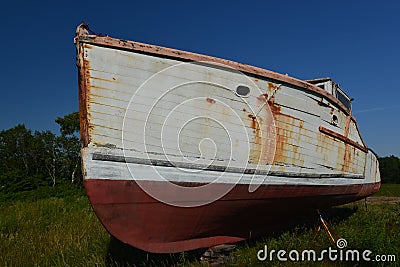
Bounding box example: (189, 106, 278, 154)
(359, 196, 400, 205)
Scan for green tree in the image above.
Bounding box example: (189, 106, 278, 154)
(0, 112, 82, 193)
(378, 155, 400, 184)
(55, 112, 82, 184)
(0, 125, 44, 192)
(0, 124, 33, 174)
(34, 130, 59, 186)
(55, 112, 80, 136)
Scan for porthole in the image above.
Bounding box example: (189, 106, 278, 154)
(236, 85, 250, 97)
(332, 114, 338, 126)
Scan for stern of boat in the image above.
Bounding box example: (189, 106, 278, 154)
(364, 149, 381, 194)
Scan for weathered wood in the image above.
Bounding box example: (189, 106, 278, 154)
(81, 41, 370, 175)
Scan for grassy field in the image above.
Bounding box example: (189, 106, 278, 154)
(0, 185, 399, 266)
(373, 184, 400, 197)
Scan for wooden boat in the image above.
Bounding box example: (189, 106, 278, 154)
(75, 23, 380, 253)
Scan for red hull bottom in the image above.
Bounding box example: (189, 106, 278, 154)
(85, 179, 380, 253)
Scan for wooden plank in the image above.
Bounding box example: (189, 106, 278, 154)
(319, 126, 368, 153)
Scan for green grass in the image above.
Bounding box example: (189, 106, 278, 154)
(231, 203, 400, 266)
(0, 194, 109, 266)
(373, 184, 400, 197)
(0, 186, 399, 266)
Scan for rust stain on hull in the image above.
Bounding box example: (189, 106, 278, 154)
(77, 47, 91, 147)
(256, 93, 269, 103)
(268, 82, 278, 91)
(248, 95, 277, 165)
(206, 97, 216, 104)
(341, 144, 356, 173)
(264, 96, 302, 166)
(248, 114, 262, 164)
(262, 90, 366, 172)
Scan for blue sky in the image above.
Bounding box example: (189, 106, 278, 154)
(0, 1, 399, 157)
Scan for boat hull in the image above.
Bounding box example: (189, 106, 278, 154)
(85, 178, 380, 253)
(75, 23, 381, 254)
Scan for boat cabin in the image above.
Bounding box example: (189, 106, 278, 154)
(306, 78, 352, 111)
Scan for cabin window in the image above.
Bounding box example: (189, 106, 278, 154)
(318, 84, 325, 90)
(236, 85, 250, 97)
(336, 89, 352, 111)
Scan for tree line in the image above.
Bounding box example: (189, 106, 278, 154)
(0, 112, 81, 194)
(378, 155, 400, 184)
(0, 113, 399, 194)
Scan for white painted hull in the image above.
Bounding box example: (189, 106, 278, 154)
(79, 42, 380, 185)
